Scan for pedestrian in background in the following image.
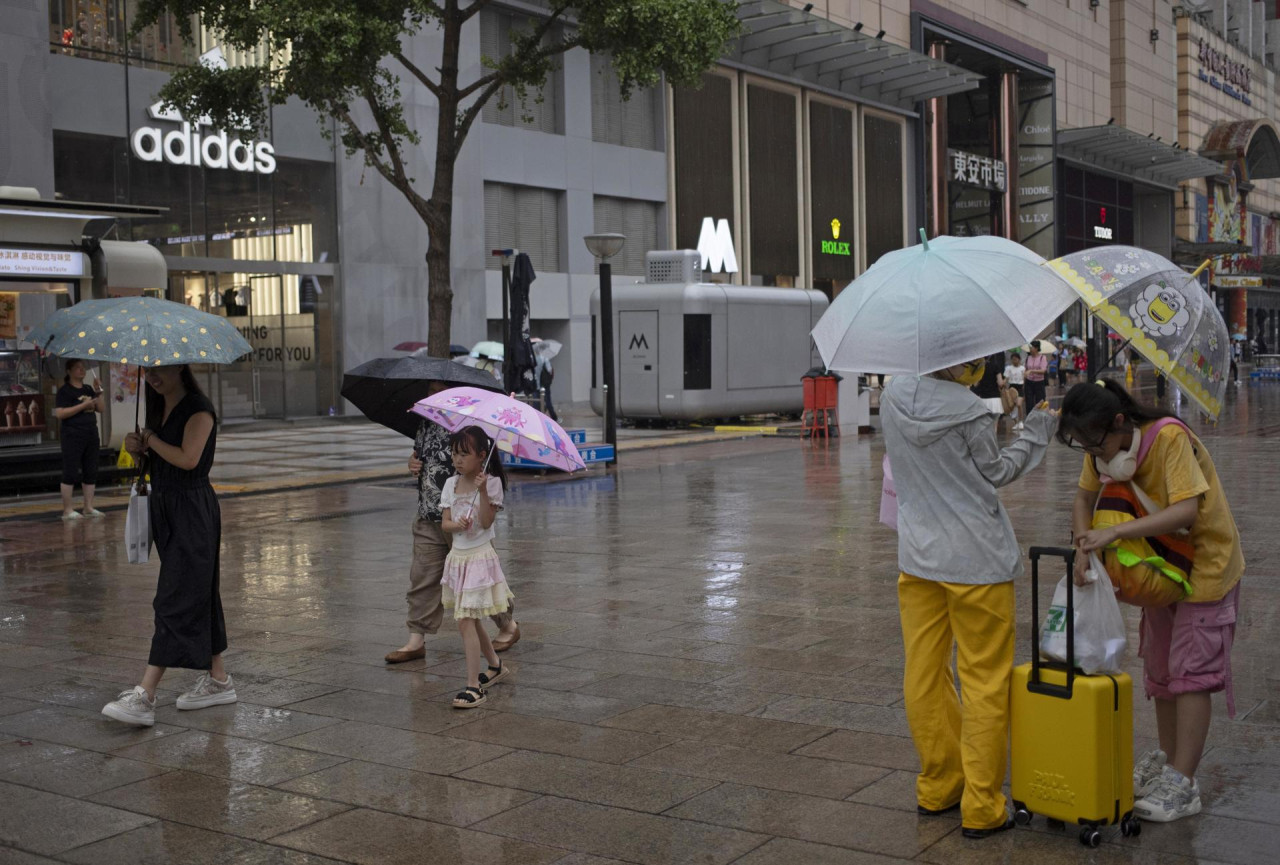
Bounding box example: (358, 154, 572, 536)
(387, 387, 518, 665)
(882, 358, 1058, 839)
(440, 426, 514, 708)
(971, 351, 1007, 434)
(1058, 345, 1071, 390)
(54, 358, 104, 520)
(1001, 352, 1026, 430)
(1024, 343, 1049, 410)
(101, 365, 234, 726)
(1057, 378, 1243, 823)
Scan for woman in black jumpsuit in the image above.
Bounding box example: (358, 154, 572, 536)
(101, 364, 236, 727)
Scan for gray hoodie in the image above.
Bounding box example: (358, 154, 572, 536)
(881, 375, 1058, 584)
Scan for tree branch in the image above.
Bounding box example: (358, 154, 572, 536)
(336, 108, 429, 217)
(360, 85, 409, 185)
(394, 51, 443, 101)
(454, 76, 507, 147)
(456, 69, 499, 102)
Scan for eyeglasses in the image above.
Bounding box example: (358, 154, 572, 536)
(1063, 428, 1111, 454)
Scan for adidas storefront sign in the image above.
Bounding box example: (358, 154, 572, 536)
(131, 101, 276, 174)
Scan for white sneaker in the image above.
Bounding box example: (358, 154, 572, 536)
(1134, 748, 1167, 798)
(1134, 765, 1201, 822)
(1013, 421, 1025, 431)
(176, 673, 237, 710)
(102, 686, 156, 727)
(61, 511, 83, 521)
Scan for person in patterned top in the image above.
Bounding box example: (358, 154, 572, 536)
(385, 383, 519, 662)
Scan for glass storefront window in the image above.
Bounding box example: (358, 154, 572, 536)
(809, 100, 856, 299)
(1057, 161, 1132, 254)
(863, 114, 905, 268)
(673, 73, 736, 282)
(747, 83, 799, 287)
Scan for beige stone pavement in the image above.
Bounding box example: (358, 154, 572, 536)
(0, 379, 1277, 864)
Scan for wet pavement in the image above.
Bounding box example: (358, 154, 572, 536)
(0, 377, 1277, 864)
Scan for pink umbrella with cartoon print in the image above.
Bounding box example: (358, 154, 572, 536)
(410, 387, 586, 472)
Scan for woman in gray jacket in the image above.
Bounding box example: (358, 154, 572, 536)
(881, 357, 1057, 839)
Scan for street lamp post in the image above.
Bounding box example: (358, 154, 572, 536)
(584, 233, 625, 464)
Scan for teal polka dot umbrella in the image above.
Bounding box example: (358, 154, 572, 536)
(26, 296, 250, 366)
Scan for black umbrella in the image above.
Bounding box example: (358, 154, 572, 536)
(340, 356, 502, 438)
(505, 252, 539, 395)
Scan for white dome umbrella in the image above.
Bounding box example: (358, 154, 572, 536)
(812, 232, 1079, 375)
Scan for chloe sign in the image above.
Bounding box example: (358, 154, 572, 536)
(131, 101, 277, 174)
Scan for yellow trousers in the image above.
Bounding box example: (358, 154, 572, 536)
(898, 573, 1014, 830)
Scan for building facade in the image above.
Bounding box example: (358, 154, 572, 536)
(3, 0, 1277, 446)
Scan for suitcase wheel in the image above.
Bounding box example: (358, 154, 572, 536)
(1014, 808, 1032, 826)
(1120, 815, 1141, 838)
(1079, 827, 1102, 847)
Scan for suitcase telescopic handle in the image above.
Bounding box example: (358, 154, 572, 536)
(1028, 545, 1076, 699)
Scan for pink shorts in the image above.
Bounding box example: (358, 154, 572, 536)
(1139, 583, 1240, 717)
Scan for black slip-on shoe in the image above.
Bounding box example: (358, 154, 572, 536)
(961, 818, 1015, 840)
(917, 802, 961, 816)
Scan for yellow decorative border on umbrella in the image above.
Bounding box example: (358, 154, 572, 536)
(1045, 260, 1221, 418)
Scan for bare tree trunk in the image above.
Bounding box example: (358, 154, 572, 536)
(424, 3, 463, 359)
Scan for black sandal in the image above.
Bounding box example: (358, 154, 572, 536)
(451, 686, 487, 709)
(478, 662, 511, 687)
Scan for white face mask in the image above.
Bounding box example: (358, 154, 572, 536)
(1095, 427, 1141, 481)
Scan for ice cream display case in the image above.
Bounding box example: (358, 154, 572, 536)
(0, 348, 47, 442)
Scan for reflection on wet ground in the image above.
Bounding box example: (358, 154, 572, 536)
(0, 381, 1277, 863)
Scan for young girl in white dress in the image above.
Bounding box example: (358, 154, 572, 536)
(441, 426, 514, 708)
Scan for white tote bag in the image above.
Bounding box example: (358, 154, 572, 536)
(125, 481, 151, 564)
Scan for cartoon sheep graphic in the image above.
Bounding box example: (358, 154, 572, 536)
(1129, 281, 1191, 337)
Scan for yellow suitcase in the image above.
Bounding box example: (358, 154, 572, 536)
(1011, 546, 1140, 847)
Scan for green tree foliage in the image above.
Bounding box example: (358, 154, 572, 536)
(133, 0, 739, 355)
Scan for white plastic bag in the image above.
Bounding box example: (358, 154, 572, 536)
(126, 482, 151, 564)
(1040, 553, 1128, 674)
(879, 454, 897, 531)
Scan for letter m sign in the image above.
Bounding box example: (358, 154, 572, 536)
(696, 217, 739, 274)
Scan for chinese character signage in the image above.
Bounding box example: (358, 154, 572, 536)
(1197, 38, 1252, 105)
(0, 249, 86, 277)
(948, 148, 1007, 193)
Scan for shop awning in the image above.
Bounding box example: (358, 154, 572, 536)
(99, 240, 168, 293)
(725, 0, 982, 114)
(1057, 125, 1226, 189)
(1201, 119, 1280, 180)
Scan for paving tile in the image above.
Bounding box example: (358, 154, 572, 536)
(680, 644, 864, 675)
(112, 729, 347, 786)
(0, 848, 67, 865)
(0, 696, 39, 717)
(0, 749, 170, 797)
(0, 779, 154, 855)
(472, 795, 769, 865)
(283, 689, 488, 733)
(794, 730, 921, 772)
(0, 668, 66, 693)
(151, 701, 344, 742)
(443, 713, 672, 764)
(759, 697, 911, 738)
(277, 758, 537, 826)
(555, 650, 734, 683)
(573, 673, 781, 714)
(223, 675, 345, 708)
(59, 820, 348, 865)
(733, 838, 914, 865)
(421, 660, 610, 692)
(599, 704, 830, 753)
(455, 749, 718, 812)
(629, 740, 889, 800)
(915, 824, 1205, 864)
(0, 737, 77, 773)
(709, 668, 901, 706)
(0, 644, 83, 668)
(436, 683, 639, 724)
(271, 807, 565, 865)
(666, 782, 954, 859)
(0, 705, 185, 753)
(279, 720, 510, 774)
(88, 770, 350, 841)
(285, 661, 460, 699)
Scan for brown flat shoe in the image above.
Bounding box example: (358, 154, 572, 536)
(492, 625, 520, 653)
(384, 647, 426, 664)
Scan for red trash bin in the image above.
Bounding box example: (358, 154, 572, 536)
(802, 372, 840, 438)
